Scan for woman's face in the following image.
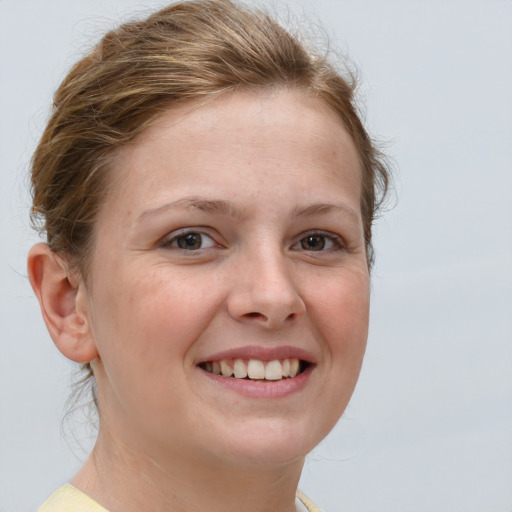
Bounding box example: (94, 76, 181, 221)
(84, 89, 370, 469)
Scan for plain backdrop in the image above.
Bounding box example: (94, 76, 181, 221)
(1, 1, 511, 511)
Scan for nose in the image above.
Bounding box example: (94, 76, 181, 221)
(226, 248, 306, 329)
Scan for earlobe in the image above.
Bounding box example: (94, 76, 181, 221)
(27, 243, 98, 363)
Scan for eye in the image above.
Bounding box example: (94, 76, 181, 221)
(293, 232, 342, 252)
(162, 231, 217, 251)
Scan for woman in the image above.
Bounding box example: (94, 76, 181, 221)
(28, 1, 389, 511)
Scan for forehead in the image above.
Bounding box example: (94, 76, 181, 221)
(105, 88, 362, 213)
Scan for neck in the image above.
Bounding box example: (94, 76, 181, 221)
(72, 427, 304, 512)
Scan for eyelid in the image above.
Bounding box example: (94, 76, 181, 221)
(291, 230, 345, 251)
(160, 228, 219, 250)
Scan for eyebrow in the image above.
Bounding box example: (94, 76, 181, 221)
(291, 202, 360, 222)
(139, 196, 360, 223)
(139, 197, 248, 221)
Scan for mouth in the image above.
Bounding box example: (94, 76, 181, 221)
(198, 358, 311, 381)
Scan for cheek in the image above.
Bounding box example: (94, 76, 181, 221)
(300, 271, 369, 439)
(311, 271, 370, 361)
(91, 264, 225, 365)
(88, 266, 226, 425)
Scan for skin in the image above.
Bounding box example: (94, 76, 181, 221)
(28, 88, 370, 512)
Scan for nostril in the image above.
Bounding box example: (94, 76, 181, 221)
(243, 311, 297, 324)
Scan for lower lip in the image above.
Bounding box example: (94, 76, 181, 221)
(198, 365, 313, 398)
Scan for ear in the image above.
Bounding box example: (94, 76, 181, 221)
(27, 243, 98, 363)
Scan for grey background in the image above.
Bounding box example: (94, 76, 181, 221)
(1, 1, 511, 511)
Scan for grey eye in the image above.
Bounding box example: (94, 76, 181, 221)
(177, 233, 203, 250)
(167, 232, 216, 250)
(300, 234, 328, 251)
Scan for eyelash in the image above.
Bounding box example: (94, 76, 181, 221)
(160, 229, 344, 254)
(291, 231, 345, 253)
(160, 229, 218, 251)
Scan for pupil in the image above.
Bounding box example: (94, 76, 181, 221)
(178, 233, 201, 250)
(302, 235, 325, 251)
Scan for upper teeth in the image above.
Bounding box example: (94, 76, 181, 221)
(203, 358, 302, 380)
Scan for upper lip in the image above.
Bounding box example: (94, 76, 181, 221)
(196, 345, 316, 364)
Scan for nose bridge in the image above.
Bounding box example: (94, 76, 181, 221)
(227, 242, 305, 328)
(253, 245, 294, 296)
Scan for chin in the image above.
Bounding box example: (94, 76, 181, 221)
(202, 417, 330, 469)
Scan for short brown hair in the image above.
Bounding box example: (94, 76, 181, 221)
(30, 0, 390, 276)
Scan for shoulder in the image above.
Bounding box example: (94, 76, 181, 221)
(40, 485, 323, 512)
(296, 489, 326, 512)
(38, 484, 109, 512)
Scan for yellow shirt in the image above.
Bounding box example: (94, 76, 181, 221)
(39, 484, 324, 512)
(39, 485, 108, 512)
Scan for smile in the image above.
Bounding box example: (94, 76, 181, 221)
(199, 358, 309, 381)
